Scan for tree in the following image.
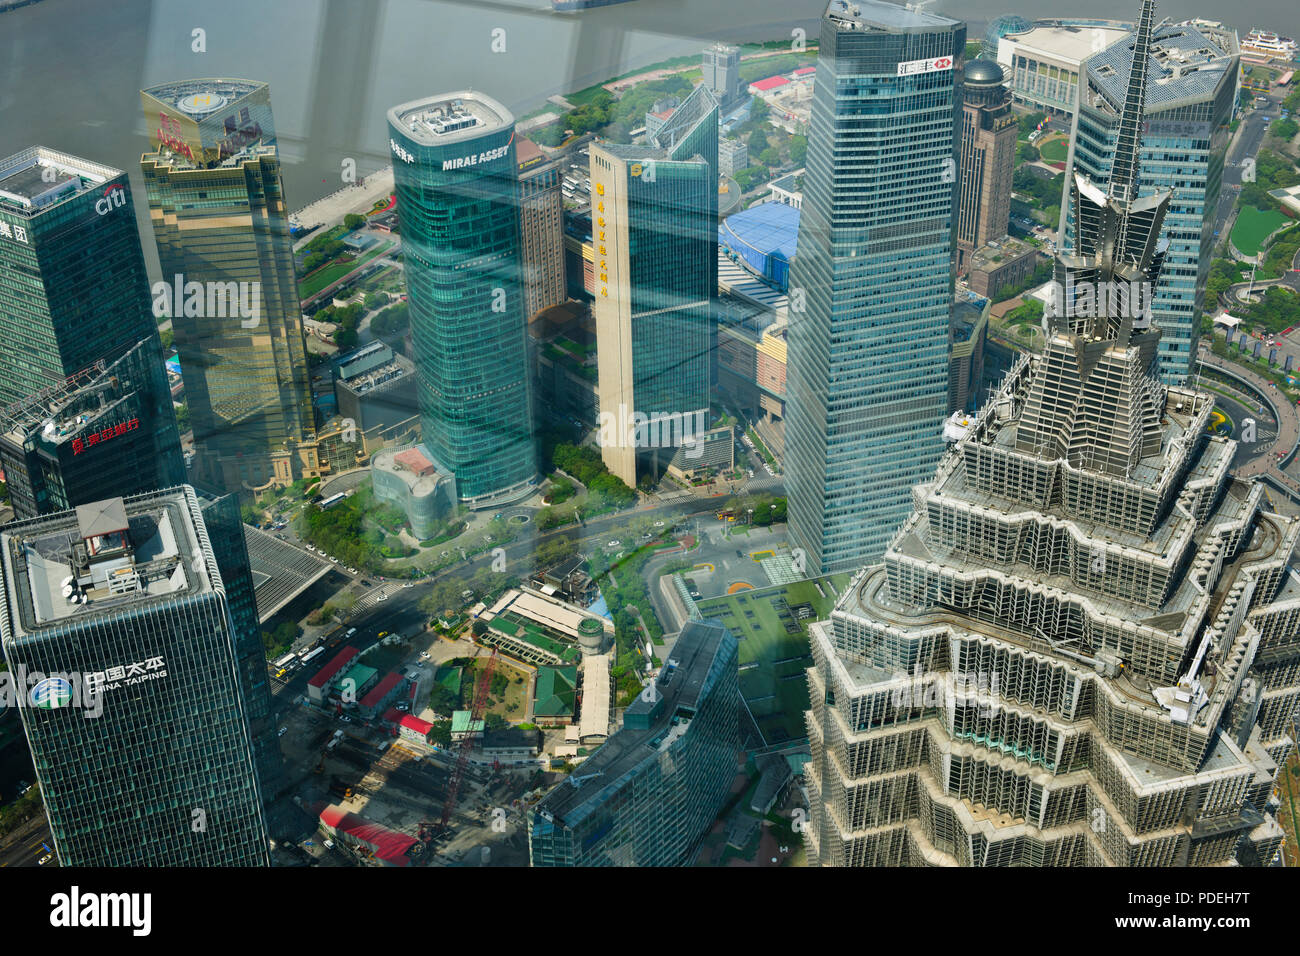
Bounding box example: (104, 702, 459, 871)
(429, 721, 452, 747)
(789, 134, 808, 166)
(759, 147, 780, 167)
(174, 403, 190, 433)
(344, 213, 366, 230)
(1017, 142, 1040, 164)
(747, 128, 768, 157)
(333, 327, 358, 350)
(748, 96, 770, 125)
(471, 619, 488, 638)
(483, 712, 508, 731)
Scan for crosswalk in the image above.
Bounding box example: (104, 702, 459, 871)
(348, 582, 406, 614)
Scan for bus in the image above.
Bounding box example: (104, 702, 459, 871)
(273, 652, 296, 670)
(300, 647, 326, 667)
(319, 492, 348, 510)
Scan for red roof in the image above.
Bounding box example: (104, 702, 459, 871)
(750, 76, 789, 92)
(308, 646, 359, 689)
(319, 804, 418, 867)
(393, 447, 438, 477)
(792, 66, 816, 76)
(652, 107, 676, 120)
(361, 671, 405, 708)
(381, 707, 404, 725)
(400, 714, 434, 736)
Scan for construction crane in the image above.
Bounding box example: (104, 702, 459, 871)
(437, 647, 497, 832)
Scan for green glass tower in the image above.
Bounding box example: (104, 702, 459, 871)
(387, 91, 539, 507)
(0, 488, 270, 866)
(140, 79, 317, 493)
(591, 85, 719, 488)
(0, 148, 162, 410)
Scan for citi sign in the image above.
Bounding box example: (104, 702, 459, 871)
(95, 185, 126, 216)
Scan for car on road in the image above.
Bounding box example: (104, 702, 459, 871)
(654, 520, 664, 527)
(376, 592, 389, 602)
(420, 652, 430, 660)
(329, 557, 338, 564)
(347, 566, 357, 574)
(278, 727, 287, 737)
(607, 539, 620, 547)
(306, 545, 316, 552)
(340, 715, 352, 723)
(323, 839, 335, 850)
(402, 582, 413, 588)
(38, 853, 52, 866)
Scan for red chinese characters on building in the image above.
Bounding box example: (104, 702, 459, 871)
(156, 113, 195, 161)
(71, 418, 140, 456)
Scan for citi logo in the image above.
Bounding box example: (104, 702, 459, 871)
(95, 186, 126, 216)
(50, 886, 151, 937)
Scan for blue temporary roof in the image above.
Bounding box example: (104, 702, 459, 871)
(718, 202, 800, 291)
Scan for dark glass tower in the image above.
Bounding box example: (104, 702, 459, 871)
(529, 620, 739, 866)
(591, 85, 719, 488)
(785, 0, 966, 575)
(388, 91, 539, 507)
(0, 148, 165, 410)
(140, 79, 317, 493)
(0, 488, 270, 866)
(0, 337, 185, 520)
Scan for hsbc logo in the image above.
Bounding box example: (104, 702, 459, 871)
(897, 55, 954, 76)
(95, 185, 126, 216)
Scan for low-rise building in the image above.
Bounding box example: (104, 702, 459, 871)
(482, 728, 543, 761)
(370, 443, 456, 540)
(358, 671, 406, 720)
(964, 235, 1042, 298)
(532, 666, 578, 726)
(307, 645, 360, 703)
(333, 341, 418, 435)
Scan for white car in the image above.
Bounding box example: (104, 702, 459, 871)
(278, 727, 287, 737)
(347, 567, 358, 574)
(653, 521, 664, 527)
(607, 539, 620, 547)
(329, 557, 338, 564)
(376, 592, 388, 602)
(402, 582, 413, 589)
(306, 545, 316, 552)
(419, 652, 430, 660)
(323, 839, 335, 850)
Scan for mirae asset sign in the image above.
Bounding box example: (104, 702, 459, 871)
(388, 139, 512, 170)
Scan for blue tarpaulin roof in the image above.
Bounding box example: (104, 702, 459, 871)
(718, 202, 800, 291)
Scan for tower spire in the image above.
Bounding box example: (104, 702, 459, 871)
(1108, 0, 1156, 206)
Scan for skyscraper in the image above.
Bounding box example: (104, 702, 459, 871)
(702, 43, 742, 109)
(0, 148, 163, 409)
(516, 139, 568, 323)
(0, 489, 271, 866)
(0, 337, 185, 520)
(785, 0, 966, 575)
(1065, 22, 1239, 384)
(591, 84, 719, 488)
(529, 620, 740, 866)
(956, 59, 1017, 270)
(140, 79, 317, 493)
(802, 0, 1297, 867)
(388, 91, 539, 507)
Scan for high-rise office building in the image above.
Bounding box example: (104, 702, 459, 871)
(388, 91, 539, 507)
(199, 492, 286, 814)
(591, 84, 719, 488)
(0, 337, 185, 520)
(956, 59, 1017, 269)
(802, 0, 1297, 867)
(0, 489, 271, 866)
(0, 148, 163, 410)
(529, 620, 740, 866)
(785, 0, 965, 576)
(140, 79, 318, 493)
(1065, 22, 1239, 384)
(516, 139, 568, 322)
(702, 43, 742, 108)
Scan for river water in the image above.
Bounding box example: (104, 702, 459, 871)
(1, 0, 1296, 269)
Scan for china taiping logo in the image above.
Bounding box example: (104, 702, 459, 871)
(30, 676, 75, 710)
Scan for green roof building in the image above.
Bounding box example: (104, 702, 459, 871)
(451, 710, 485, 737)
(533, 665, 578, 723)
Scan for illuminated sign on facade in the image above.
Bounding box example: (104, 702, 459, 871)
(897, 55, 954, 76)
(71, 417, 140, 456)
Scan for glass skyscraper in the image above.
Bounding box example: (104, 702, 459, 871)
(1064, 23, 1239, 384)
(590, 85, 719, 487)
(0, 337, 185, 520)
(388, 91, 538, 507)
(0, 148, 163, 410)
(140, 79, 317, 493)
(529, 620, 739, 866)
(0, 488, 270, 866)
(785, 0, 966, 576)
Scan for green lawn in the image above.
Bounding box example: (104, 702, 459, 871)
(1232, 206, 1289, 257)
(695, 573, 851, 746)
(299, 239, 395, 301)
(1038, 136, 1068, 163)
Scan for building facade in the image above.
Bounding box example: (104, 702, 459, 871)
(529, 620, 740, 866)
(785, 0, 965, 576)
(956, 60, 1017, 270)
(1065, 22, 1239, 384)
(591, 84, 719, 488)
(802, 0, 1297, 868)
(517, 139, 568, 322)
(0, 489, 271, 865)
(388, 91, 539, 507)
(0, 148, 164, 410)
(996, 22, 1131, 116)
(702, 43, 742, 108)
(140, 78, 317, 493)
(0, 337, 185, 520)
